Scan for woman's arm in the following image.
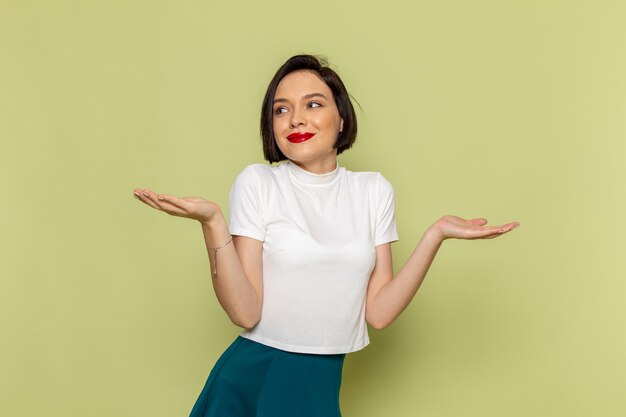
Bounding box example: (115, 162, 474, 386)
(201, 214, 263, 329)
(365, 216, 519, 330)
(134, 189, 263, 329)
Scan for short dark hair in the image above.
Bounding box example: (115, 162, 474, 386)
(260, 54, 358, 163)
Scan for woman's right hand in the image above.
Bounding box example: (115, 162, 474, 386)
(133, 188, 222, 225)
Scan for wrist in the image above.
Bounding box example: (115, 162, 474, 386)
(425, 222, 446, 244)
(200, 210, 225, 229)
(200, 214, 232, 248)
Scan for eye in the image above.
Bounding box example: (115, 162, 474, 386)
(274, 107, 288, 115)
(308, 101, 322, 108)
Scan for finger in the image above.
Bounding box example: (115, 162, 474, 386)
(154, 200, 189, 216)
(476, 223, 519, 239)
(492, 222, 520, 233)
(468, 218, 488, 226)
(503, 222, 520, 232)
(146, 190, 197, 217)
(133, 189, 159, 208)
(474, 227, 504, 238)
(156, 193, 191, 210)
(509, 221, 520, 230)
(140, 189, 168, 211)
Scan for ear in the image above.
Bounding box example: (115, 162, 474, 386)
(339, 118, 344, 133)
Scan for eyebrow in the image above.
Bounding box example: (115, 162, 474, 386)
(273, 93, 328, 104)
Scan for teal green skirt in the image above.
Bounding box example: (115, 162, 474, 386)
(189, 336, 346, 417)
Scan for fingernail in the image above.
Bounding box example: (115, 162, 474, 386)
(157, 195, 164, 200)
(143, 191, 149, 197)
(133, 191, 140, 197)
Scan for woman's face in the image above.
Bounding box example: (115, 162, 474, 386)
(272, 70, 344, 173)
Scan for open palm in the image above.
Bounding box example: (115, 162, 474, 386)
(133, 188, 221, 223)
(434, 215, 519, 240)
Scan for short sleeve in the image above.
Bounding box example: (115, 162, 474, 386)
(374, 174, 399, 246)
(228, 165, 266, 242)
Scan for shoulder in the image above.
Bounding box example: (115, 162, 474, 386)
(233, 163, 277, 185)
(236, 163, 271, 178)
(344, 169, 394, 194)
(231, 163, 289, 196)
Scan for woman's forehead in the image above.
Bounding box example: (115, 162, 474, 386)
(274, 70, 332, 99)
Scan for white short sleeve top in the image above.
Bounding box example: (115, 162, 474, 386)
(228, 161, 399, 354)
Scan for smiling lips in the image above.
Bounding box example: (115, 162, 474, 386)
(287, 132, 315, 143)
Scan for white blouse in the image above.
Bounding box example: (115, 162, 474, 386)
(228, 161, 398, 354)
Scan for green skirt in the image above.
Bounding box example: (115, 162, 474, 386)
(189, 336, 346, 417)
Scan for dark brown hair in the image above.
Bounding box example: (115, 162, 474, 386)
(260, 54, 358, 163)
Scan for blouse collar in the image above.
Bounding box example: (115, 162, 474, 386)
(286, 160, 342, 185)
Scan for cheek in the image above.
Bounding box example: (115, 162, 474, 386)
(273, 117, 286, 136)
(319, 109, 342, 129)
(273, 140, 289, 159)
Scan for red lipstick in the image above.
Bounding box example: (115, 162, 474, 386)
(287, 132, 315, 143)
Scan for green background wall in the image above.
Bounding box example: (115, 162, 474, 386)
(1, 1, 624, 416)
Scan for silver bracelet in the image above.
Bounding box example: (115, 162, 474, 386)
(208, 237, 232, 277)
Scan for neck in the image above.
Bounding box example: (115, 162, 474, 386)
(290, 156, 338, 175)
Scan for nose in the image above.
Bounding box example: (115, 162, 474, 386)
(289, 107, 307, 128)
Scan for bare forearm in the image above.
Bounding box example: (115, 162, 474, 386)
(370, 226, 443, 329)
(368, 215, 519, 329)
(201, 215, 261, 329)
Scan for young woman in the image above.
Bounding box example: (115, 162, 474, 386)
(133, 54, 519, 417)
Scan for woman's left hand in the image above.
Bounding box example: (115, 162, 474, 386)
(430, 215, 519, 241)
